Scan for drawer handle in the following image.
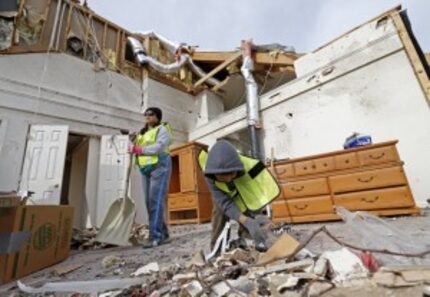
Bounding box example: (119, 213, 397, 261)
(290, 186, 305, 192)
(275, 168, 287, 175)
(368, 152, 385, 160)
(186, 198, 194, 203)
(358, 176, 374, 183)
(294, 204, 308, 210)
(361, 196, 379, 203)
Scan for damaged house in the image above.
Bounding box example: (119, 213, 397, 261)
(1, 0, 430, 293)
(0, 0, 299, 228)
(0, 1, 429, 231)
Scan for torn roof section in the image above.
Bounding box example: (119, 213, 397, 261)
(0, 0, 300, 110)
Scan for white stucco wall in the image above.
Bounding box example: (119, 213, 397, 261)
(190, 16, 430, 206)
(0, 53, 210, 226)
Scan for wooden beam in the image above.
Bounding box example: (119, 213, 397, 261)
(211, 77, 230, 92)
(191, 51, 237, 62)
(193, 52, 241, 88)
(254, 52, 297, 65)
(191, 51, 299, 66)
(391, 11, 430, 106)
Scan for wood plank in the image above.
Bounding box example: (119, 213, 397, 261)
(193, 52, 242, 88)
(62, 4, 74, 51)
(254, 52, 297, 65)
(211, 77, 230, 92)
(391, 12, 430, 105)
(191, 51, 298, 66)
(102, 23, 107, 49)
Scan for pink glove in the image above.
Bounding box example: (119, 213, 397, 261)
(129, 145, 144, 155)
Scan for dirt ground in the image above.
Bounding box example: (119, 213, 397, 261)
(1, 210, 430, 296)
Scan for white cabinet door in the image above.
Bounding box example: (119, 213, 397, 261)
(96, 135, 130, 226)
(20, 125, 69, 205)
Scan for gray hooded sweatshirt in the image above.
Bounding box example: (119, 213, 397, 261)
(204, 140, 245, 221)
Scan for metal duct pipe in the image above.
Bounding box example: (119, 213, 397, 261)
(137, 31, 181, 54)
(241, 53, 261, 159)
(127, 37, 220, 86)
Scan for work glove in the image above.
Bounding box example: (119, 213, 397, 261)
(239, 214, 268, 252)
(128, 144, 144, 155)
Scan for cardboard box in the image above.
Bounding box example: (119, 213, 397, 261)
(0, 205, 74, 284)
(0, 193, 22, 207)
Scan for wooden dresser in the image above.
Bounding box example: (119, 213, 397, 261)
(167, 142, 213, 224)
(270, 140, 420, 223)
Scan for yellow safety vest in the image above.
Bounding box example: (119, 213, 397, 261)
(198, 150, 280, 212)
(135, 123, 172, 168)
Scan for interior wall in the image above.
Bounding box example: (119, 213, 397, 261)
(68, 139, 89, 228)
(146, 78, 200, 144)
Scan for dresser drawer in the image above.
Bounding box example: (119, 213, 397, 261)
(335, 152, 360, 170)
(313, 157, 336, 173)
(168, 195, 197, 209)
(334, 186, 414, 210)
(287, 196, 334, 216)
(358, 145, 400, 166)
(329, 166, 406, 193)
(282, 178, 329, 198)
(272, 163, 295, 180)
(294, 160, 315, 176)
(271, 200, 290, 218)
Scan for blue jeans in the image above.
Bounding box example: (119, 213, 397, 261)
(141, 155, 172, 242)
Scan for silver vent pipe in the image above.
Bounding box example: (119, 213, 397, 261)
(241, 40, 261, 159)
(127, 37, 219, 87)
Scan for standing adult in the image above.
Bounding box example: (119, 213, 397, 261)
(130, 107, 172, 248)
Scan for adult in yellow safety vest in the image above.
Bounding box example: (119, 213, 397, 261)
(199, 139, 281, 252)
(130, 107, 173, 249)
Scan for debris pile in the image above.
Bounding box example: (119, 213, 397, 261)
(18, 209, 430, 296)
(70, 224, 150, 250)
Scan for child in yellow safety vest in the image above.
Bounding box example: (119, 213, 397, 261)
(130, 107, 172, 249)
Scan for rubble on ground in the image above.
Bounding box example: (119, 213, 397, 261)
(16, 209, 430, 296)
(70, 224, 150, 250)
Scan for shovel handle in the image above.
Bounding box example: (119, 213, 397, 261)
(124, 152, 133, 195)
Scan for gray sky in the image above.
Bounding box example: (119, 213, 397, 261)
(87, 0, 430, 53)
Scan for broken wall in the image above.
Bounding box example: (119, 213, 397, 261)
(190, 13, 430, 206)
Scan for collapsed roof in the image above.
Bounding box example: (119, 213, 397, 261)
(0, 0, 301, 110)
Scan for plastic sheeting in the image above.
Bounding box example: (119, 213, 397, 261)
(337, 207, 430, 266)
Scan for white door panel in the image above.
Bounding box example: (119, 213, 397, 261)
(96, 135, 130, 226)
(20, 125, 69, 204)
